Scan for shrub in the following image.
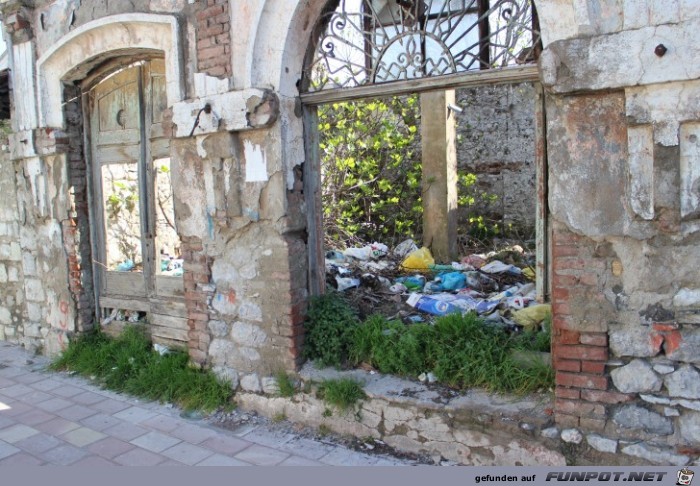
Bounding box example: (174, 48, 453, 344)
(303, 292, 359, 368)
(317, 378, 366, 410)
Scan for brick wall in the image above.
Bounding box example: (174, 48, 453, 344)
(196, 0, 231, 78)
(550, 222, 633, 431)
(61, 85, 95, 333)
(182, 235, 214, 366)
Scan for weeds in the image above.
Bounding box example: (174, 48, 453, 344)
(51, 326, 233, 412)
(317, 378, 366, 410)
(275, 371, 296, 398)
(304, 291, 553, 394)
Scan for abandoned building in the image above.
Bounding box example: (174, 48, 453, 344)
(0, 0, 698, 466)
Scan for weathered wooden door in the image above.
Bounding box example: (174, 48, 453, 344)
(89, 60, 188, 342)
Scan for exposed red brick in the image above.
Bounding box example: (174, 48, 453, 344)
(555, 387, 581, 400)
(555, 414, 580, 428)
(581, 361, 606, 374)
(579, 333, 607, 346)
(652, 322, 679, 332)
(553, 244, 580, 258)
(556, 372, 608, 390)
(554, 358, 581, 373)
(581, 389, 633, 404)
(556, 399, 606, 418)
(556, 329, 580, 345)
(579, 417, 607, 433)
(663, 330, 682, 354)
(555, 345, 607, 361)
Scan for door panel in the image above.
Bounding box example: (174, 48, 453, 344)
(90, 60, 183, 313)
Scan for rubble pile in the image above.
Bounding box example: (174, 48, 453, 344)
(325, 239, 550, 332)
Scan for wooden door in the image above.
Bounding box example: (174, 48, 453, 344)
(89, 60, 186, 340)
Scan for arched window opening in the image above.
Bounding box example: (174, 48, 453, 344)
(302, 0, 541, 93)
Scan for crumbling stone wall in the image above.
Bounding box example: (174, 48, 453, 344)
(540, 0, 700, 463)
(456, 82, 537, 238)
(0, 127, 24, 345)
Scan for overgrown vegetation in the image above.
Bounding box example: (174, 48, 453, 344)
(317, 378, 366, 411)
(51, 326, 233, 412)
(304, 292, 553, 394)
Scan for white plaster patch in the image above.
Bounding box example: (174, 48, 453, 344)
(231, 321, 268, 347)
(674, 288, 700, 308)
(680, 123, 700, 220)
(194, 73, 230, 97)
(628, 126, 654, 220)
(13, 42, 38, 131)
(244, 140, 268, 182)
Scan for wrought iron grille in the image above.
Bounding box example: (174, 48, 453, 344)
(302, 0, 541, 92)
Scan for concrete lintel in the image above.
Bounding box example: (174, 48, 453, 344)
(172, 88, 279, 138)
(541, 17, 700, 94)
(9, 130, 36, 160)
(680, 122, 700, 220)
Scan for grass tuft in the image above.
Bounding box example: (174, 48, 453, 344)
(51, 326, 233, 412)
(275, 371, 296, 398)
(317, 378, 366, 410)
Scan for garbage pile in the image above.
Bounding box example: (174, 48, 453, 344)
(325, 239, 550, 332)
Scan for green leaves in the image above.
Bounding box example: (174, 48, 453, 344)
(319, 95, 423, 245)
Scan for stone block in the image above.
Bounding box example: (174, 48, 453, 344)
(609, 328, 662, 358)
(0, 264, 7, 283)
(610, 359, 662, 393)
(680, 411, 700, 445)
(586, 434, 617, 453)
(0, 307, 11, 325)
(621, 442, 690, 466)
(240, 373, 261, 393)
(261, 376, 279, 395)
(613, 405, 673, 435)
(212, 366, 240, 390)
(231, 321, 267, 347)
(207, 320, 229, 338)
(24, 279, 45, 302)
(665, 365, 700, 399)
(665, 328, 700, 364)
(561, 428, 583, 444)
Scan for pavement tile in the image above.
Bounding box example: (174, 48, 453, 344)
(200, 435, 253, 456)
(34, 397, 73, 413)
(279, 455, 324, 466)
(14, 432, 64, 454)
(159, 460, 187, 466)
(0, 440, 20, 459)
(102, 421, 149, 441)
(242, 428, 296, 449)
(161, 442, 214, 465)
(61, 427, 107, 447)
(17, 390, 54, 405)
(0, 424, 39, 443)
(80, 413, 122, 432)
(0, 451, 44, 465)
(234, 444, 290, 466)
(92, 398, 131, 415)
(196, 454, 252, 466)
(13, 372, 49, 385)
(0, 414, 16, 429)
(113, 448, 167, 466)
(34, 417, 81, 436)
(279, 437, 336, 460)
(51, 385, 87, 398)
(140, 414, 182, 433)
(319, 448, 379, 466)
(169, 423, 218, 444)
(71, 455, 118, 466)
(0, 367, 26, 378)
(87, 437, 136, 459)
(0, 384, 34, 398)
(55, 404, 99, 421)
(14, 408, 55, 426)
(130, 430, 181, 453)
(29, 378, 64, 392)
(38, 444, 89, 465)
(0, 377, 16, 388)
(112, 406, 158, 424)
(72, 391, 109, 406)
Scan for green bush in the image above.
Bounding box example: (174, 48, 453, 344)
(303, 292, 359, 368)
(51, 326, 233, 412)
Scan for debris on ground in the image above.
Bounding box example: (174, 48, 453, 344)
(325, 238, 547, 331)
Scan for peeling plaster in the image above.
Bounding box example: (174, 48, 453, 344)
(243, 140, 268, 182)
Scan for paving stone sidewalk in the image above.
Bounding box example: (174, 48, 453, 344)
(0, 342, 412, 466)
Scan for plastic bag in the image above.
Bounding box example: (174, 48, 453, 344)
(401, 247, 435, 271)
(394, 239, 419, 258)
(511, 304, 551, 332)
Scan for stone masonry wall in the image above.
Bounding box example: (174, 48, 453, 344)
(0, 128, 24, 345)
(456, 82, 537, 238)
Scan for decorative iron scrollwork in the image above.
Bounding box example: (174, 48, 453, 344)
(302, 0, 540, 92)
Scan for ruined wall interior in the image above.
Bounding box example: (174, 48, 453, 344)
(0, 0, 698, 466)
(456, 82, 537, 239)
